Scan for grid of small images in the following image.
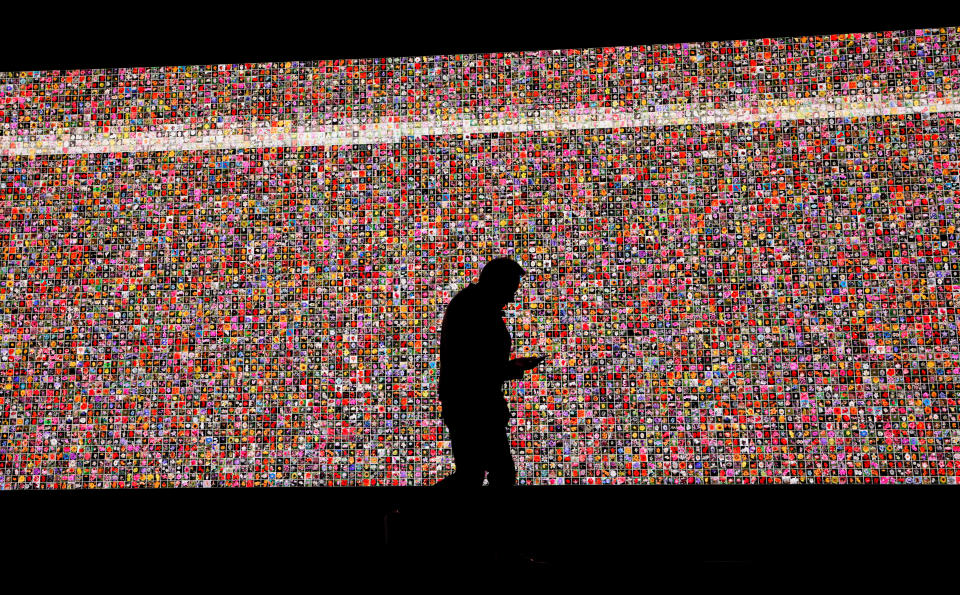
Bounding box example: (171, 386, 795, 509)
(1, 28, 959, 487)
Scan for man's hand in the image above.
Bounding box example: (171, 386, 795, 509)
(505, 355, 547, 379)
(515, 355, 547, 370)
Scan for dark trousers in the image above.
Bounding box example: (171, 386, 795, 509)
(436, 405, 516, 487)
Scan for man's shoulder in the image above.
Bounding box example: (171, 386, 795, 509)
(443, 284, 493, 331)
(446, 283, 478, 310)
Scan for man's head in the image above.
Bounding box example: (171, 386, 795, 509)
(477, 257, 526, 308)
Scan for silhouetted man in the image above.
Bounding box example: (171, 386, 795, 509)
(435, 257, 546, 487)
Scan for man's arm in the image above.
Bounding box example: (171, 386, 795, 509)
(455, 312, 516, 392)
(440, 302, 501, 394)
(504, 355, 547, 381)
(443, 304, 543, 392)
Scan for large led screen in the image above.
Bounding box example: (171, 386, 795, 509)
(2, 27, 959, 487)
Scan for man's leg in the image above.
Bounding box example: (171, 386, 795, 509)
(485, 424, 516, 487)
(445, 423, 486, 487)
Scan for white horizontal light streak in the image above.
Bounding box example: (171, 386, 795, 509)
(2, 92, 959, 157)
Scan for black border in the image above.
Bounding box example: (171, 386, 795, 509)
(5, 485, 958, 576)
(2, 9, 957, 71)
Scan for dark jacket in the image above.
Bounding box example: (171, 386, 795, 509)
(438, 283, 522, 426)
